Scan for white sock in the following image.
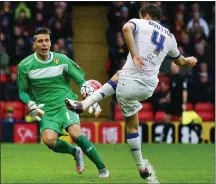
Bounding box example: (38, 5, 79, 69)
(126, 133, 145, 170)
(82, 80, 116, 110)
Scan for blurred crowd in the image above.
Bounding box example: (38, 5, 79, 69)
(0, 1, 74, 98)
(0, 1, 74, 73)
(105, 1, 215, 108)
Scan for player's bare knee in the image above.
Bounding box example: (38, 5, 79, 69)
(42, 130, 58, 147)
(67, 124, 82, 140)
(42, 135, 57, 147)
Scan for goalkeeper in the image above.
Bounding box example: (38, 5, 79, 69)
(17, 27, 109, 178)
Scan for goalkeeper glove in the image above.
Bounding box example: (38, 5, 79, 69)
(28, 101, 45, 121)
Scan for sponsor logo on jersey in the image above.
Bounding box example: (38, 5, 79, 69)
(54, 58, 59, 64)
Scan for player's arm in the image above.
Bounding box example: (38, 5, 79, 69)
(17, 65, 44, 121)
(64, 56, 86, 88)
(174, 55, 197, 68)
(65, 57, 101, 97)
(17, 64, 32, 104)
(122, 22, 137, 58)
(122, 21, 144, 69)
(168, 36, 197, 68)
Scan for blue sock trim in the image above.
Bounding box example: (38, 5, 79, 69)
(107, 80, 117, 90)
(126, 132, 139, 139)
(100, 92, 105, 98)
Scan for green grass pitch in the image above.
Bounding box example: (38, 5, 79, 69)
(1, 144, 214, 183)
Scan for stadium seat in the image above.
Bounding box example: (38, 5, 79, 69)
(0, 73, 8, 83)
(197, 111, 214, 121)
(186, 103, 193, 111)
(158, 75, 170, 84)
(0, 101, 5, 120)
(172, 115, 180, 121)
(24, 104, 29, 116)
(114, 110, 154, 121)
(139, 111, 154, 121)
(4, 101, 24, 120)
(155, 111, 180, 121)
(195, 103, 214, 112)
(115, 102, 153, 112)
(155, 111, 165, 121)
(9, 65, 18, 73)
(114, 103, 121, 112)
(141, 102, 153, 111)
(114, 111, 124, 121)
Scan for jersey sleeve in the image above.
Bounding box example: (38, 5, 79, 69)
(167, 35, 180, 59)
(17, 64, 31, 104)
(127, 18, 139, 33)
(64, 56, 86, 88)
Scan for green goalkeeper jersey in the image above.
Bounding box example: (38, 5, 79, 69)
(17, 52, 86, 113)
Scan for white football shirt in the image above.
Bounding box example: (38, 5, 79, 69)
(121, 18, 180, 82)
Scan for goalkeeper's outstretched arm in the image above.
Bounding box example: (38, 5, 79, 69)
(17, 65, 32, 104)
(17, 64, 45, 121)
(76, 78, 87, 88)
(64, 55, 87, 88)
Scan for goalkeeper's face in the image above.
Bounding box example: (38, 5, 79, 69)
(33, 34, 51, 57)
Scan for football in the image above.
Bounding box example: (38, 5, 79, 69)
(80, 80, 102, 98)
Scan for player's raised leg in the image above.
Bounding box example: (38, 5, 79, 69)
(67, 124, 110, 178)
(65, 71, 121, 114)
(41, 129, 85, 174)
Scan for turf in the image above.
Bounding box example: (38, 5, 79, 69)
(1, 144, 214, 184)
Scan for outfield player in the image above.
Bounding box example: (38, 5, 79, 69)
(17, 28, 109, 178)
(66, 4, 197, 182)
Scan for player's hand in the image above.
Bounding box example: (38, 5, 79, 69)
(28, 101, 45, 121)
(185, 56, 197, 68)
(132, 56, 144, 70)
(88, 103, 102, 118)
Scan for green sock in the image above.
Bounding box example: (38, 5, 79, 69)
(75, 135, 105, 169)
(49, 139, 77, 156)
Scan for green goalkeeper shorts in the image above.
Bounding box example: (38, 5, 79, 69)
(40, 105, 80, 136)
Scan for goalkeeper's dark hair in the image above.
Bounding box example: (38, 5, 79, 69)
(33, 27, 51, 41)
(139, 4, 162, 21)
